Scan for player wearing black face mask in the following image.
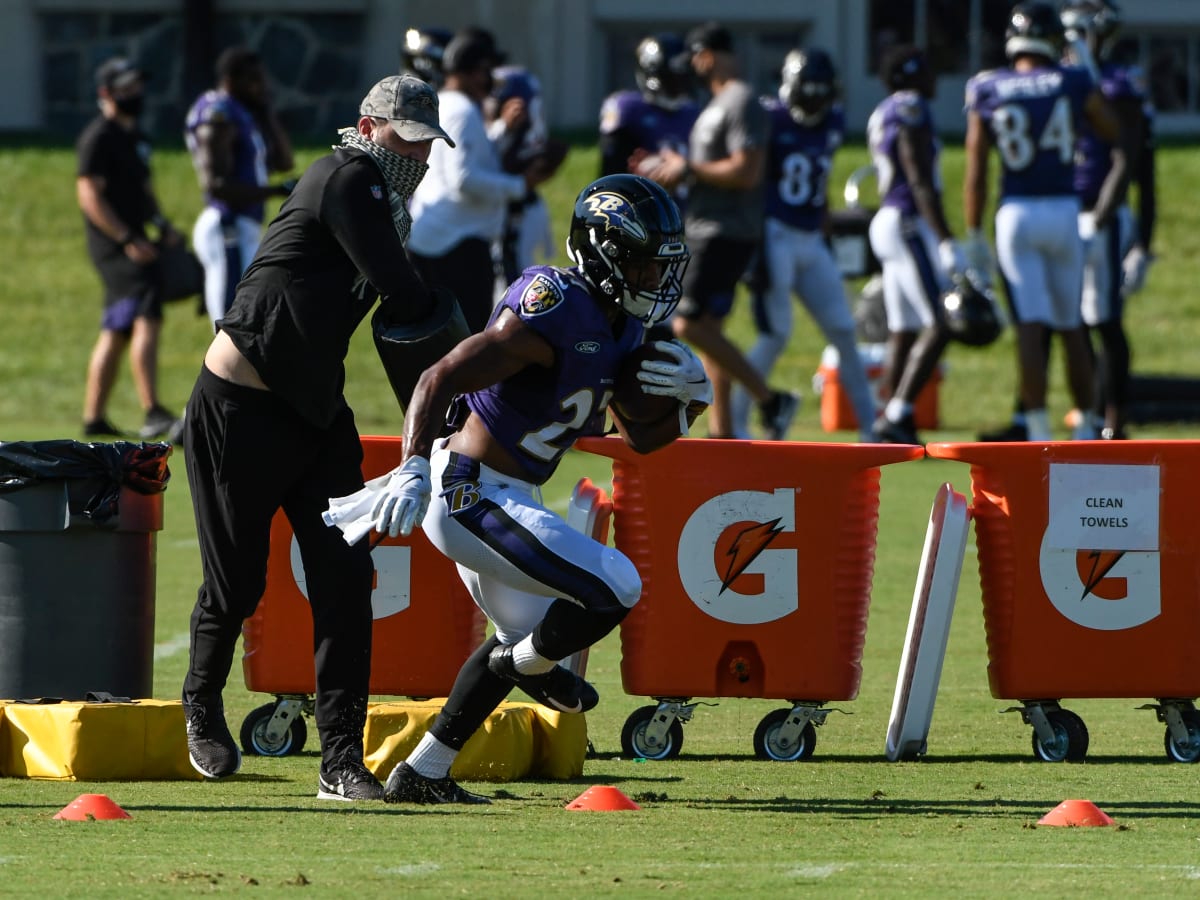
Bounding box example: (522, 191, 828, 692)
(75, 56, 186, 440)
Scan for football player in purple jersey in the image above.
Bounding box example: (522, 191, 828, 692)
(340, 175, 710, 805)
(964, 1, 1122, 442)
(730, 48, 878, 442)
(866, 45, 966, 445)
(598, 33, 699, 207)
(185, 47, 294, 326)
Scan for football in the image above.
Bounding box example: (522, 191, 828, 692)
(611, 343, 680, 424)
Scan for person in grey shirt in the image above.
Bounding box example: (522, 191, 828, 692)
(638, 22, 799, 440)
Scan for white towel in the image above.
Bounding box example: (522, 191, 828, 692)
(322, 472, 393, 546)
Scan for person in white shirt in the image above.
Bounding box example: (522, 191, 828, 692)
(407, 30, 555, 332)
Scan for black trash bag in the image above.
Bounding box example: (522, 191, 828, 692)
(0, 440, 171, 523)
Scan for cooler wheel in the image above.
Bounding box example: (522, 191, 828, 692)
(753, 708, 817, 761)
(1031, 708, 1088, 762)
(621, 705, 683, 760)
(1164, 709, 1200, 763)
(240, 702, 308, 757)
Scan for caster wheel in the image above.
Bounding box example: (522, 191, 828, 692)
(240, 702, 308, 756)
(620, 705, 683, 760)
(753, 708, 817, 761)
(1031, 709, 1088, 762)
(1164, 709, 1200, 763)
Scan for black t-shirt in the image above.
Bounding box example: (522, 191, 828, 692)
(76, 115, 153, 260)
(220, 147, 432, 429)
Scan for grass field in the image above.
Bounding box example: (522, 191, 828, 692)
(1, 138, 1200, 897)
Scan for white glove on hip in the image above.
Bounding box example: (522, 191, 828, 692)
(937, 239, 966, 280)
(1121, 245, 1151, 296)
(636, 340, 713, 407)
(372, 456, 432, 538)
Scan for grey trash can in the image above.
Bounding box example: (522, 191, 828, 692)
(0, 440, 169, 700)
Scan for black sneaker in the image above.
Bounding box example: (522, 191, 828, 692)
(486, 643, 521, 681)
(140, 404, 183, 441)
(759, 390, 801, 441)
(873, 414, 921, 446)
(516, 666, 600, 714)
(83, 417, 125, 438)
(383, 762, 492, 805)
(317, 758, 385, 802)
(183, 693, 241, 779)
(977, 422, 1028, 442)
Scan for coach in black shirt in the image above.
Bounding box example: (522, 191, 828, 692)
(180, 74, 454, 801)
(76, 56, 183, 440)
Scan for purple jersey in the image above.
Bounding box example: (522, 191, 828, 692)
(867, 91, 942, 216)
(457, 265, 645, 484)
(966, 64, 1093, 199)
(1074, 62, 1147, 208)
(185, 89, 269, 221)
(762, 98, 843, 230)
(599, 90, 698, 158)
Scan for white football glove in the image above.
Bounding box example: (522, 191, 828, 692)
(371, 456, 431, 538)
(937, 239, 966, 280)
(636, 340, 713, 407)
(1077, 212, 1097, 262)
(1121, 245, 1151, 296)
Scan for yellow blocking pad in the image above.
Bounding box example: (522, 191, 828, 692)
(363, 700, 588, 782)
(0, 700, 202, 781)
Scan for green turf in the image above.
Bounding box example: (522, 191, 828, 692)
(1, 141, 1199, 897)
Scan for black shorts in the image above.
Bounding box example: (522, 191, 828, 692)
(92, 247, 163, 331)
(677, 234, 758, 321)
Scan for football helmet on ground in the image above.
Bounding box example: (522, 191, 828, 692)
(941, 275, 1003, 347)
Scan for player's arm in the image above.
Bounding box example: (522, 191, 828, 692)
(256, 106, 294, 173)
(402, 309, 553, 463)
(897, 121, 951, 243)
(1090, 94, 1139, 229)
(963, 110, 991, 233)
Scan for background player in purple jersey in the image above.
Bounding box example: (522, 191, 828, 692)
(964, 1, 1121, 442)
(866, 45, 966, 445)
(1064, 0, 1149, 439)
(731, 48, 878, 442)
(598, 32, 699, 208)
(185, 47, 294, 326)
(334, 175, 708, 804)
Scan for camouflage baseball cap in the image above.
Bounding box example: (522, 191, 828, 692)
(360, 74, 455, 147)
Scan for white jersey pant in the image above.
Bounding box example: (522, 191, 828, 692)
(422, 443, 642, 646)
(1080, 205, 1133, 327)
(193, 206, 263, 325)
(868, 206, 949, 332)
(994, 196, 1083, 330)
(732, 218, 877, 438)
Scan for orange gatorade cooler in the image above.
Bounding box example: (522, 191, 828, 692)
(576, 436, 922, 761)
(239, 435, 485, 757)
(926, 440, 1200, 763)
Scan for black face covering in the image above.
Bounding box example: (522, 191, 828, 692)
(114, 94, 145, 118)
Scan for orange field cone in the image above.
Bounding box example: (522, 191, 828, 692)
(1037, 799, 1115, 827)
(565, 785, 641, 811)
(54, 794, 131, 821)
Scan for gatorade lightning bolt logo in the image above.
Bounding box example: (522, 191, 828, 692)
(1078, 549, 1126, 602)
(720, 518, 784, 594)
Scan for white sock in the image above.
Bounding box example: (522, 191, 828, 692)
(1025, 408, 1051, 441)
(513, 635, 556, 675)
(406, 732, 458, 780)
(885, 398, 912, 423)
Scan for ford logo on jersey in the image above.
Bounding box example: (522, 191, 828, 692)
(575, 341, 600, 354)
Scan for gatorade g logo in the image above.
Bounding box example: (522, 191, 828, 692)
(291, 537, 409, 620)
(677, 488, 798, 624)
(1038, 463, 1161, 631)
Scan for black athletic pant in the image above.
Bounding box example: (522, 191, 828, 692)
(408, 237, 497, 334)
(182, 366, 374, 765)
